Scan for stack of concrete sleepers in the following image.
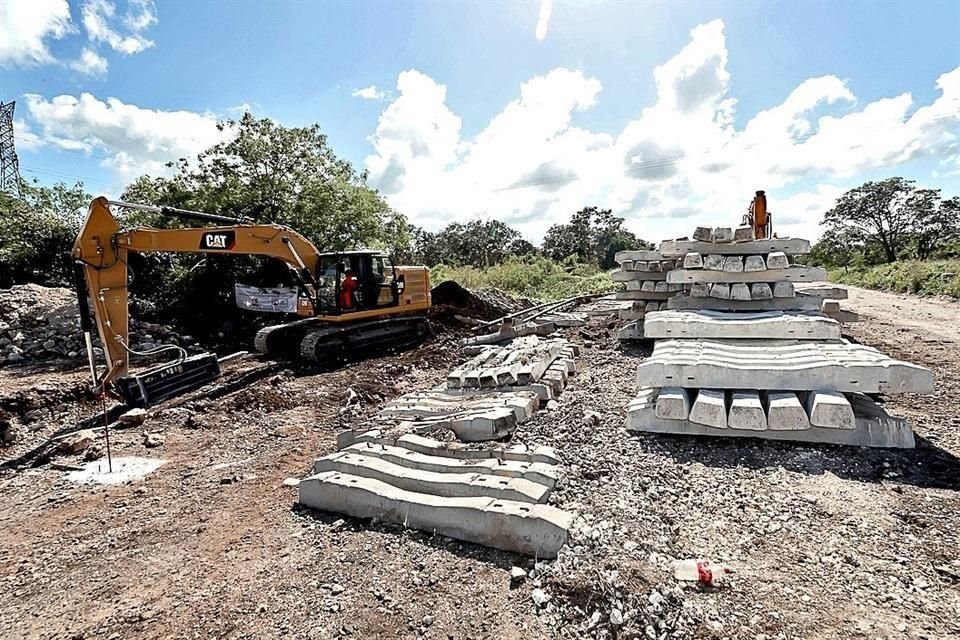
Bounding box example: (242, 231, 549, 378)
(373, 336, 577, 442)
(297, 335, 577, 557)
(299, 430, 573, 557)
(796, 282, 859, 323)
(626, 227, 934, 448)
(613, 250, 684, 339)
(660, 228, 822, 312)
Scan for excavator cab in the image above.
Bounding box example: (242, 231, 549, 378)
(315, 251, 400, 314)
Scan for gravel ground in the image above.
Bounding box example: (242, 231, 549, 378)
(0, 290, 958, 640)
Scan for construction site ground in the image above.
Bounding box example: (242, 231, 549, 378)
(1, 285, 959, 640)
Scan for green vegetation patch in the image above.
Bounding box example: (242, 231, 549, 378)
(830, 260, 960, 298)
(431, 256, 617, 301)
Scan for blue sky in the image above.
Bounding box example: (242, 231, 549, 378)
(2, 0, 959, 241)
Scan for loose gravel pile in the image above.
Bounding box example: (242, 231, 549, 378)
(0, 284, 197, 365)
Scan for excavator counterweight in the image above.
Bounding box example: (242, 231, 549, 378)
(73, 197, 431, 405)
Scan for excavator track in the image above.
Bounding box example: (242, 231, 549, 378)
(299, 316, 430, 364)
(254, 317, 326, 358)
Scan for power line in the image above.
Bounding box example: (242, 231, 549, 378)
(20, 166, 118, 190)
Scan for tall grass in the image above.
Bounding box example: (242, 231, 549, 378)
(430, 256, 617, 301)
(829, 260, 960, 298)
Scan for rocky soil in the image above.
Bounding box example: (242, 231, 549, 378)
(0, 288, 958, 639)
(0, 284, 199, 365)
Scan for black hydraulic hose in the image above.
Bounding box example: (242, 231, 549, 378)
(73, 263, 93, 334)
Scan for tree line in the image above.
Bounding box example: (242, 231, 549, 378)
(812, 177, 960, 267)
(0, 113, 648, 340)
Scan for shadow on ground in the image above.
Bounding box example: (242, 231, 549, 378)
(632, 432, 960, 492)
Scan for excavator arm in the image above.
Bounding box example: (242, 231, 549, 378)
(72, 196, 323, 395)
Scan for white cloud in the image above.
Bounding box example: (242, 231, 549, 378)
(363, 19, 960, 242)
(82, 0, 156, 55)
(69, 47, 109, 76)
(0, 0, 74, 67)
(13, 119, 44, 152)
(22, 93, 226, 183)
(535, 0, 552, 41)
(352, 85, 387, 101)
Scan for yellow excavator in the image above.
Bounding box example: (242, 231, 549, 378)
(72, 197, 431, 406)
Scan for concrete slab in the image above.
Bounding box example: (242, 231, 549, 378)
(772, 281, 796, 298)
(805, 390, 855, 429)
(626, 391, 914, 448)
(616, 250, 665, 263)
(689, 389, 727, 429)
(734, 226, 756, 242)
(683, 252, 704, 269)
(659, 238, 811, 257)
(615, 290, 673, 301)
(744, 255, 766, 272)
(693, 226, 712, 241)
(712, 227, 733, 242)
(795, 283, 848, 300)
(710, 283, 731, 300)
(614, 270, 669, 282)
(704, 254, 724, 271)
(667, 295, 824, 312)
(313, 451, 551, 503)
(668, 266, 827, 284)
(341, 430, 560, 465)
(722, 256, 744, 273)
(690, 283, 711, 298)
(636, 339, 934, 394)
(65, 457, 166, 485)
(765, 392, 811, 431)
(731, 283, 751, 301)
(643, 310, 842, 341)
(332, 443, 561, 487)
(655, 387, 691, 420)
(766, 252, 790, 269)
(751, 283, 773, 300)
(728, 391, 767, 430)
(626, 278, 669, 291)
(299, 471, 573, 557)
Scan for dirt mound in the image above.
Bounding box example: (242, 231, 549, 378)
(429, 281, 532, 326)
(0, 284, 197, 365)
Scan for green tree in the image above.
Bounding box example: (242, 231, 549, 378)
(821, 178, 916, 263)
(117, 113, 409, 341)
(910, 191, 960, 260)
(543, 206, 651, 268)
(0, 180, 91, 287)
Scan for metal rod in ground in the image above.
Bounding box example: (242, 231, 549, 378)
(101, 395, 113, 473)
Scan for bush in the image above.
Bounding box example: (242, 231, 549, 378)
(430, 255, 617, 301)
(829, 260, 960, 298)
(0, 184, 88, 289)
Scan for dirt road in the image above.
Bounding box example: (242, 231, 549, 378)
(0, 290, 958, 640)
(844, 285, 960, 343)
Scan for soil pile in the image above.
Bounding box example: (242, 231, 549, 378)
(0, 284, 197, 365)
